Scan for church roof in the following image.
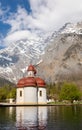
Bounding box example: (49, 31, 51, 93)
(36, 77, 46, 87)
(24, 77, 36, 87)
(27, 64, 36, 74)
(17, 64, 46, 88)
(17, 77, 36, 87)
(17, 78, 26, 87)
(17, 77, 46, 88)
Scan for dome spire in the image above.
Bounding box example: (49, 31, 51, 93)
(27, 64, 36, 77)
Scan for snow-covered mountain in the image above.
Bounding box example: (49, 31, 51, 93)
(0, 32, 53, 83)
(0, 21, 82, 84)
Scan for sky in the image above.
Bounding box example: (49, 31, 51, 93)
(0, 0, 82, 47)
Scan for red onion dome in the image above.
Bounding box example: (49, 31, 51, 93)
(27, 64, 36, 74)
(17, 78, 26, 88)
(36, 77, 46, 87)
(24, 77, 36, 87)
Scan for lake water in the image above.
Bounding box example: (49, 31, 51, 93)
(0, 105, 82, 130)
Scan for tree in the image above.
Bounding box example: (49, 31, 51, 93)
(7, 88, 16, 99)
(0, 88, 7, 101)
(47, 83, 61, 101)
(0, 85, 16, 101)
(59, 82, 81, 103)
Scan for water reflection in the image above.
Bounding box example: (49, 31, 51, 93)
(0, 106, 82, 130)
(9, 107, 13, 115)
(16, 107, 47, 130)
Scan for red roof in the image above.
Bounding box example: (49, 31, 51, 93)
(36, 77, 46, 87)
(27, 64, 36, 74)
(17, 78, 26, 87)
(17, 77, 46, 88)
(17, 77, 36, 87)
(17, 64, 46, 88)
(24, 77, 36, 87)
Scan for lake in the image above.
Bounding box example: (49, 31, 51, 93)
(0, 105, 82, 130)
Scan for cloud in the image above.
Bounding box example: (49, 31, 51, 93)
(1, 0, 82, 45)
(3, 6, 29, 33)
(29, 0, 82, 31)
(4, 30, 38, 44)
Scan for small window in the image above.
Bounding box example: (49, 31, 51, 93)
(40, 90, 42, 97)
(20, 91, 22, 97)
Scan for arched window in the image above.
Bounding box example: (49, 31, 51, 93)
(20, 91, 22, 97)
(40, 90, 42, 97)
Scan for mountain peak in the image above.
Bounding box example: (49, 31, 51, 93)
(0, 21, 82, 84)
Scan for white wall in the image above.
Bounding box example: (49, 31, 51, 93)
(16, 86, 47, 104)
(28, 71, 34, 77)
(24, 87, 38, 104)
(38, 88, 47, 104)
(16, 88, 24, 103)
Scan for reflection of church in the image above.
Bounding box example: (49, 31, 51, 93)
(16, 64, 47, 104)
(16, 106, 47, 130)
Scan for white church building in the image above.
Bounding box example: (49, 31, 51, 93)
(16, 64, 47, 105)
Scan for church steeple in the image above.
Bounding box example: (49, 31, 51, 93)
(27, 64, 36, 77)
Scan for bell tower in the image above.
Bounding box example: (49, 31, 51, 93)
(27, 64, 36, 77)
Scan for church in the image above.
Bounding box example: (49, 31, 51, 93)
(16, 64, 47, 105)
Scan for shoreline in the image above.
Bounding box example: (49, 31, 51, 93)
(0, 102, 81, 107)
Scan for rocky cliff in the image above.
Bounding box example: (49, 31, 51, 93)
(37, 29, 82, 86)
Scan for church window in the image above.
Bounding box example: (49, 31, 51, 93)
(40, 90, 42, 96)
(20, 90, 22, 97)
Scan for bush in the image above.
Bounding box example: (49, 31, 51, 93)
(59, 82, 81, 103)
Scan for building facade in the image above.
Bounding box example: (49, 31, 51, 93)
(16, 64, 47, 104)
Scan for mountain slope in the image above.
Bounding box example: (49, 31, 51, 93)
(37, 22, 82, 85)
